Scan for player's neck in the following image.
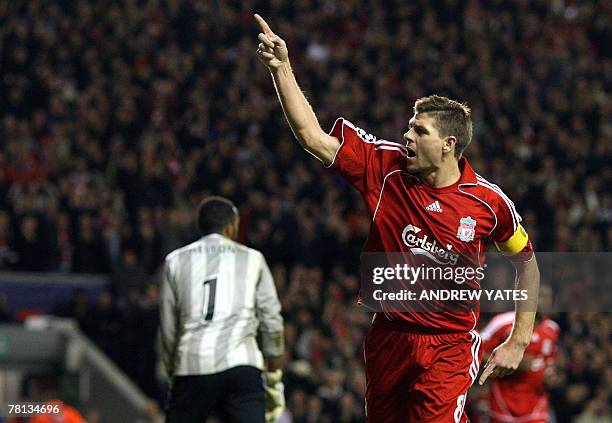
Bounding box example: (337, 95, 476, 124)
(421, 160, 461, 188)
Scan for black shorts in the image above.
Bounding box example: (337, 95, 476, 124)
(165, 365, 265, 423)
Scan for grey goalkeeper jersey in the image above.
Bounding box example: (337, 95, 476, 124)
(160, 233, 284, 376)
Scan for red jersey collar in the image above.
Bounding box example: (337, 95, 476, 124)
(457, 157, 477, 186)
(411, 157, 477, 192)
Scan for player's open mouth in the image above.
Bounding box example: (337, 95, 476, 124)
(406, 148, 416, 158)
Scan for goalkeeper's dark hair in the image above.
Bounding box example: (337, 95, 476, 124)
(197, 196, 239, 235)
(414, 95, 473, 158)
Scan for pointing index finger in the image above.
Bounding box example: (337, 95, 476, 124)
(254, 14, 274, 35)
(478, 362, 496, 385)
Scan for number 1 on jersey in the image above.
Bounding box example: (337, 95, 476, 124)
(203, 278, 217, 321)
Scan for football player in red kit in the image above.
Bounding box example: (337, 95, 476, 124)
(255, 14, 540, 423)
(481, 289, 559, 423)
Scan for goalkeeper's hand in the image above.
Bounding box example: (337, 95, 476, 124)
(264, 369, 285, 423)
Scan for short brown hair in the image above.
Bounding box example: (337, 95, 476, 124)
(414, 95, 472, 158)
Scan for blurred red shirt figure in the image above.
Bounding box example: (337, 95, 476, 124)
(481, 312, 559, 423)
(27, 400, 86, 423)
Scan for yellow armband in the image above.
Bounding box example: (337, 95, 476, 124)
(495, 224, 529, 255)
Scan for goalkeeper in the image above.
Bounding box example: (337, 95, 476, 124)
(160, 196, 285, 423)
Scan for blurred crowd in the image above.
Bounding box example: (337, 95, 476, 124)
(0, 0, 610, 422)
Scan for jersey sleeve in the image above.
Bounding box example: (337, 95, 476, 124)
(255, 253, 285, 358)
(159, 257, 179, 379)
(327, 118, 405, 193)
(490, 189, 534, 261)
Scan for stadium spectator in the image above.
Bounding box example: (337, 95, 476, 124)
(111, 249, 147, 298)
(12, 215, 47, 271)
(0, 209, 16, 269)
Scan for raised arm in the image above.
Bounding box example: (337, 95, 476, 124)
(254, 14, 340, 165)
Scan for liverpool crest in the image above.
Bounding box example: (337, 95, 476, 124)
(457, 216, 477, 242)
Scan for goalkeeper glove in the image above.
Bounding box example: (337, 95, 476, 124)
(264, 369, 285, 423)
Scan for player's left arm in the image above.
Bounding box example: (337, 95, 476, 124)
(479, 193, 540, 385)
(479, 258, 539, 384)
(255, 254, 286, 423)
(255, 254, 285, 360)
(159, 259, 180, 382)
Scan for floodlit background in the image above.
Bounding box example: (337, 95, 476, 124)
(0, 1, 609, 422)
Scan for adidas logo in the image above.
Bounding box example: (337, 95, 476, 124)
(426, 201, 443, 213)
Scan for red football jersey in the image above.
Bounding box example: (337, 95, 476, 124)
(328, 118, 533, 332)
(481, 312, 560, 421)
